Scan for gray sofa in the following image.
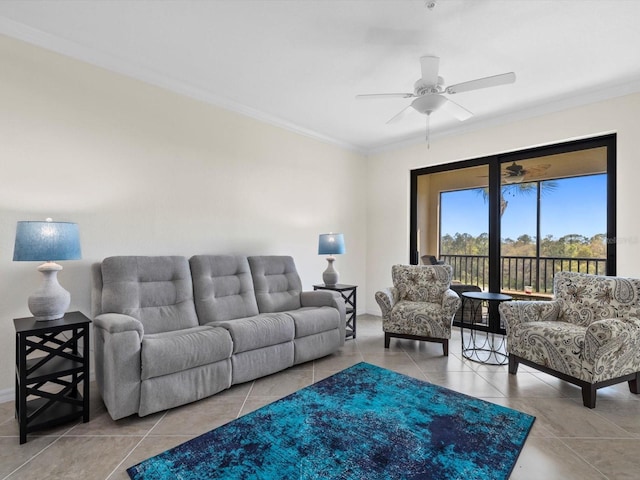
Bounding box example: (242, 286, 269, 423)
(91, 255, 346, 420)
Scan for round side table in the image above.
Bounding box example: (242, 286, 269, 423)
(460, 292, 512, 365)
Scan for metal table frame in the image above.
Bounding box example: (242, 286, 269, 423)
(460, 292, 512, 366)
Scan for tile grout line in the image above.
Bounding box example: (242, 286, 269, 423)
(1, 423, 77, 480)
(555, 436, 611, 480)
(236, 381, 256, 419)
(104, 410, 168, 480)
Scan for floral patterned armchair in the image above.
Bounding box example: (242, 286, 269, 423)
(375, 264, 461, 355)
(499, 271, 640, 408)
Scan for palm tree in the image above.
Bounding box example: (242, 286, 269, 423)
(478, 180, 557, 217)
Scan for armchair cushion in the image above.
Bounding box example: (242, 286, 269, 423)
(508, 320, 586, 380)
(388, 301, 453, 339)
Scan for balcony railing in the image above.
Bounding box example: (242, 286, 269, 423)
(440, 254, 607, 294)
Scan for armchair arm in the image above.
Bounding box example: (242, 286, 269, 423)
(93, 313, 144, 420)
(584, 316, 640, 382)
(442, 289, 461, 320)
(499, 300, 562, 331)
(375, 287, 399, 319)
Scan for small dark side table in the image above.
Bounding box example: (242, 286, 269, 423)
(14, 311, 91, 444)
(313, 284, 357, 339)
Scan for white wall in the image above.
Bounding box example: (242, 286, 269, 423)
(366, 93, 640, 313)
(0, 35, 368, 395)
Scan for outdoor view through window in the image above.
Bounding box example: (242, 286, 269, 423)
(416, 145, 609, 295)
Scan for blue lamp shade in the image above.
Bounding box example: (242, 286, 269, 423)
(13, 221, 82, 262)
(318, 233, 345, 256)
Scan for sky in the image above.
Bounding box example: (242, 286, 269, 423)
(440, 174, 607, 240)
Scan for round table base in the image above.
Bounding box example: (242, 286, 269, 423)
(462, 329, 508, 366)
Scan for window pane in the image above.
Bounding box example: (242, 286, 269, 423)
(540, 175, 607, 259)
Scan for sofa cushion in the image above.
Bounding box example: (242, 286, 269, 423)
(100, 256, 199, 334)
(248, 256, 302, 313)
(392, 264, 453, 303)
(287, 307, 340, 338)
(211, 313, 295, 354)
(190, 255, 260, 323)
(141, 326, 233, 380)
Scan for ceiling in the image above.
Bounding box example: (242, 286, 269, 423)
(2, 0, 640, 153)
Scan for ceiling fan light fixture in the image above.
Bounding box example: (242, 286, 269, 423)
(411, 94, 447, 115)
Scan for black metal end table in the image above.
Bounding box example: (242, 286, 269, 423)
(460, 292, 512, 365)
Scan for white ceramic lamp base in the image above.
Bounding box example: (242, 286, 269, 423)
(322, 256, 340, 286)
(28, 262, 70, 321)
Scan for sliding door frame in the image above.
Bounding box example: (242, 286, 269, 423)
(409, 134, 617, 286)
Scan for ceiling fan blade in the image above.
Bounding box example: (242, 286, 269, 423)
(356, 93, 415, 99)
(386, 105, 413, 124)
(420, 55, 440, 86)
(441, 98, 473, 121)
(446, 72, 516, 94)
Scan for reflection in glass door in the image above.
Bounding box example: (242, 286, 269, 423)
(415, 164, 489, 288)
(499, 148, 608, 297)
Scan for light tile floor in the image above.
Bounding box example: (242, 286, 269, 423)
(2, 314, 639, 479)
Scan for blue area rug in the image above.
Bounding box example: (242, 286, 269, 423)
(128, 362, 534, 480)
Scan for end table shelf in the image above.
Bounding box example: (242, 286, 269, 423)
(14, 311, 91, 444)
(313, 284, 357, 339)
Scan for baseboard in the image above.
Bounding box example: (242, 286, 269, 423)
(0, 386, 13, 404)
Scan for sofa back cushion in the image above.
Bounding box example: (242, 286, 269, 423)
(190, 255, 260, 323)
(100, 256, 199, 334)
(248, 256, 302, 313)
(392, 264, 453, 303)
(554, 271, 640, 327)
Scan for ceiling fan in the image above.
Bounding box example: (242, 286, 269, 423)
(356, 55, 516, 140)
(502, 162, 551, 184)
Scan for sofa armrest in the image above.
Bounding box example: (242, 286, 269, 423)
(300, 290, 344, 313)
(94, 313, 144, 337)
(442, 289, 462, 319)
(301, 290, 347, 341)
(583, 316, 640, 381)
(93, 313, 144, 420)
(375, 287, 399, 319)
(499, 300, 562, 330)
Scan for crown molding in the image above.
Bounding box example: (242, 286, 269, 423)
(0, 17, 366, 155)
(3, 16, 639, 158)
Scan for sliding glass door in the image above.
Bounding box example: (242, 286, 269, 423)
(410, 135, 616, 296)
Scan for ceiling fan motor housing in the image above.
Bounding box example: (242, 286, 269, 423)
(414, 76, 444, 96)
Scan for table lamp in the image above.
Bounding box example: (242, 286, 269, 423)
(318, 233, 345, 286)
(13, 219, 82, 321)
